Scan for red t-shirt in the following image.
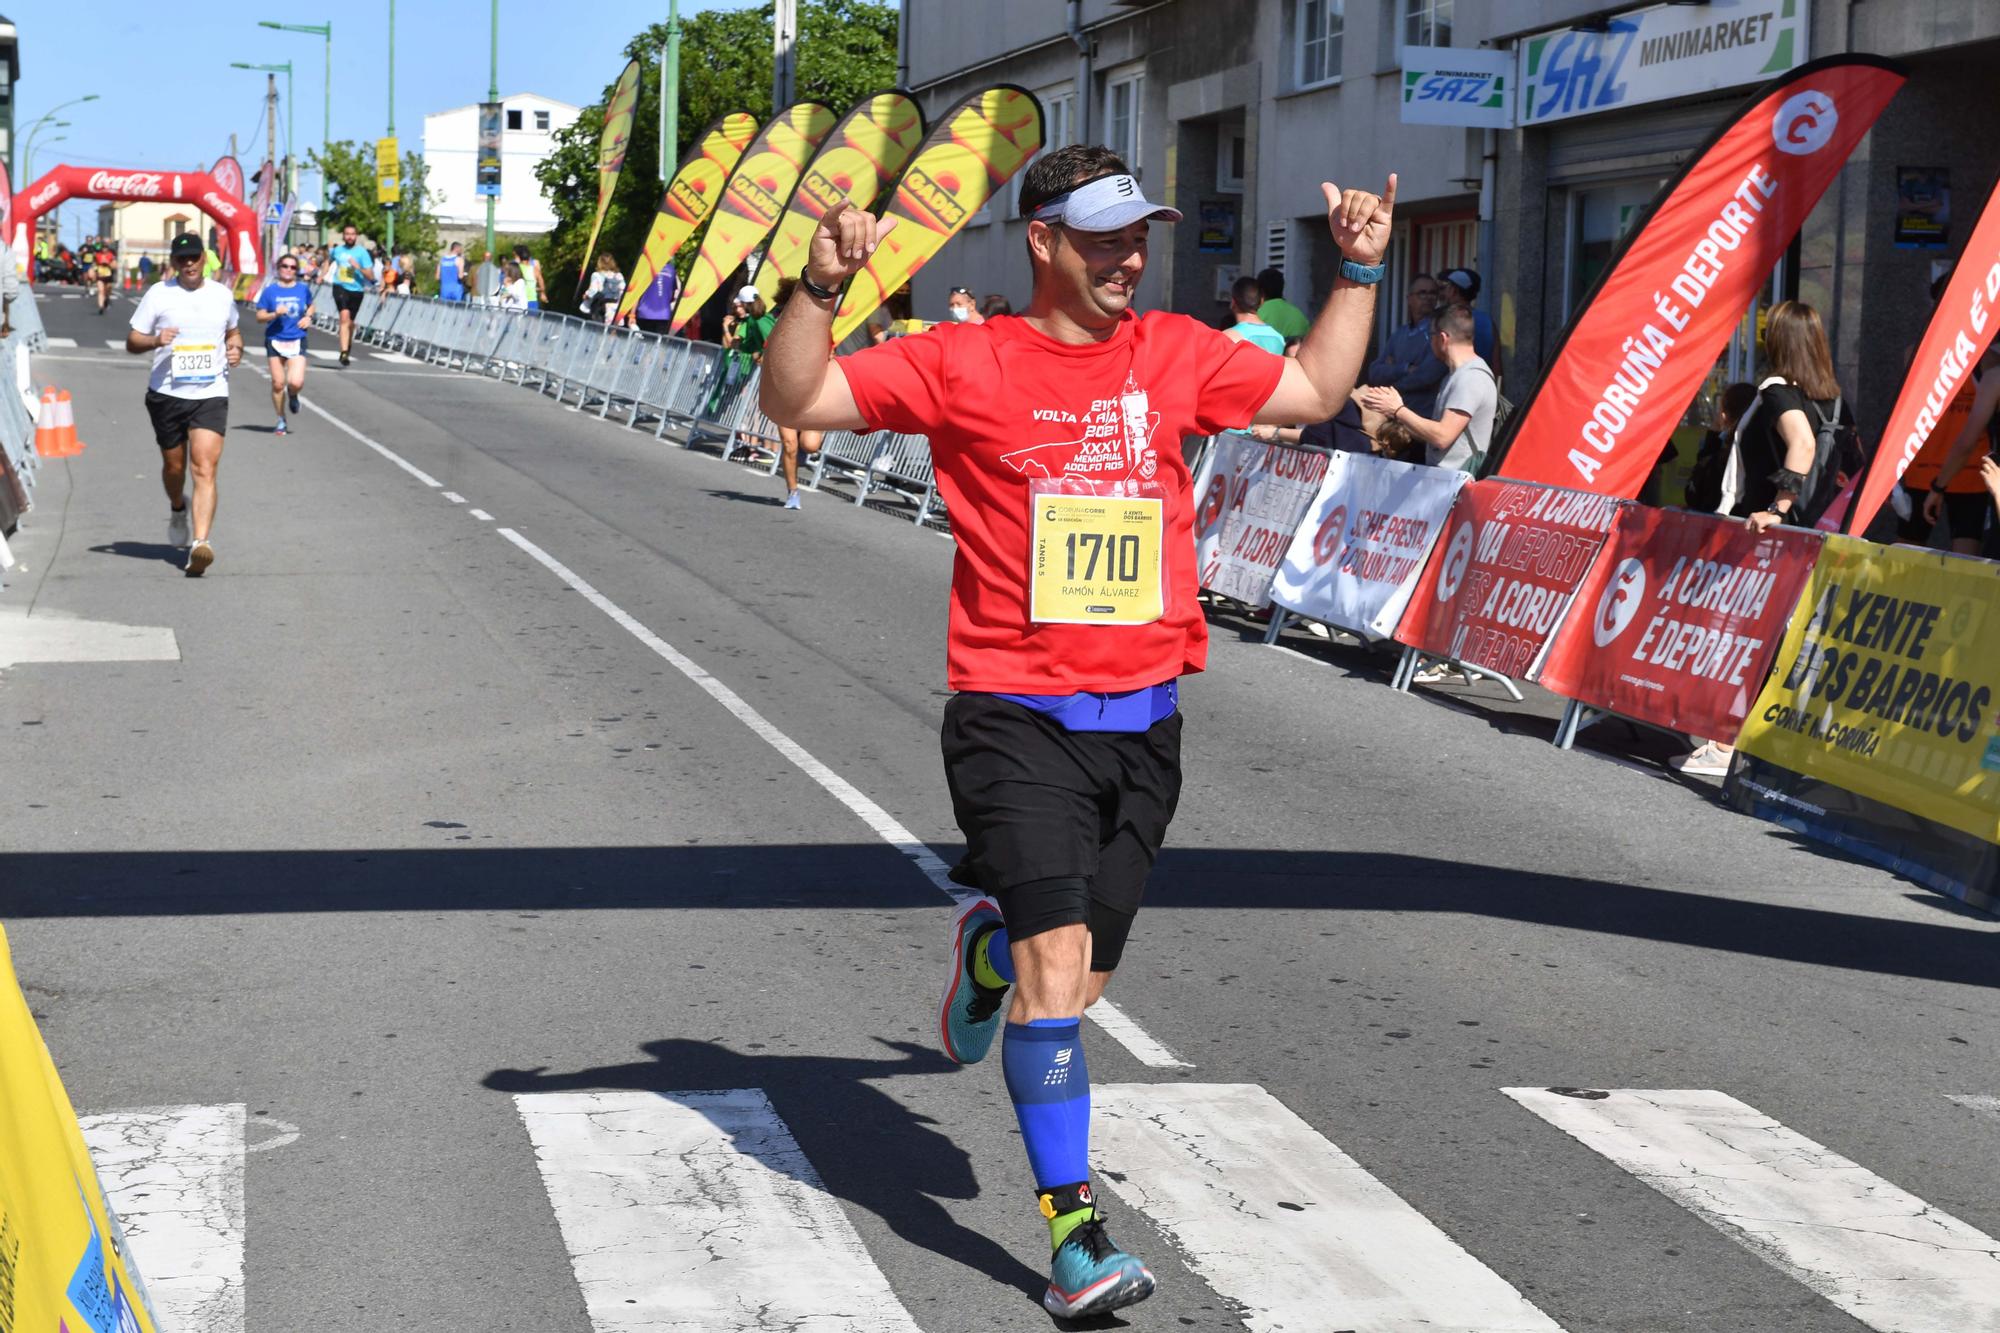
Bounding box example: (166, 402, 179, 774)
(842, 311, 1284, 693)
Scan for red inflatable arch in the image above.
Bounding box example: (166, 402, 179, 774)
(10, 164, 262, 282)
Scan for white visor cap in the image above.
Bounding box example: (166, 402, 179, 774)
(1031, 173, 1182, 231)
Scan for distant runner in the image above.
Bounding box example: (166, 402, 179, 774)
(127, 233, 244, 576)
(255, 253, 314, 435)
(762, 143, 1394, 1319)
(437, 242, 468, 303)
(92, 240, 117, 315)
(328, 224, 378, 366)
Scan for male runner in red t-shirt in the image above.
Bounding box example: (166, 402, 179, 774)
(763, 144, 1395, 1318)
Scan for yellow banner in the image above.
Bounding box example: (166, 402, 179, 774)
(578, 58, 644, 287)
(375, 136, 400, 205)
(671, 101, 839, 331)
(0, 924, 162, 1332)
(752, 91, 925, 307)
(830, 85, 1044, 344)
(617, 111, 761, 321)
(1738, 534, 2000, 842)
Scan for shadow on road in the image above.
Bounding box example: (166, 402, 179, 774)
(701, 488, 784, 507)
(2, 844, 1990, 988)
(484, 1036, 1047, 1301)
(86, 540, 184, 567)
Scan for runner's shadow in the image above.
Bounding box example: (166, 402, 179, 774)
(484, 1036, 1048, 1302)
(701, 488, 785, 507)
(87, 540, 183, 567)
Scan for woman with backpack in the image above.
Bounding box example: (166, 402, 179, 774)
(582, 254, 626, 323)
(1734, 300, 1852, 531)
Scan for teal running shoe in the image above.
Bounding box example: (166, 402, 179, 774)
(1043, 1216, 1156, 1318)
(939, 896, 1008, 1064)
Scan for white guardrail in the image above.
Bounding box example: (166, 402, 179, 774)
(0, 284, 52, 544)
(314, 290, 948, 526)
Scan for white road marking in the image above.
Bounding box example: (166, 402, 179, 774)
(106, 339, 127, 350)
(80, 1103, 247, 1333)
(517, 1090, 922, 1332)
(1508, 1087, 2000, 1331)
(442, 490, 466, 503)
(46, 335, 77, 347)
(1094, 1083, 1564, 1332)
(0, 607, 180, 667)
(1948, 1095, 2000, 1121)
(306, 348, 340, 361)
(370, 349, 420, 364)
(469, 508, 494, 521)
(285, 383, 441, 487)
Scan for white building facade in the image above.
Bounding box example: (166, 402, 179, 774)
(422, 92, 579, 235)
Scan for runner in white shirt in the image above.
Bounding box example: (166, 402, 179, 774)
(126, 233, 244, 576)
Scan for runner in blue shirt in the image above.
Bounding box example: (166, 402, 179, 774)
(254, 254, 315, 435)
(327, 223, 378, 366)
(437, 242, 467, 302)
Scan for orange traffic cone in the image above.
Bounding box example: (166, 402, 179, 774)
(34, 387, 83, 458)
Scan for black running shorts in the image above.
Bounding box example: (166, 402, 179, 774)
(144, 391, 228, 451)
(332, 286, 364, 316)
(940, 692, 1183, 973)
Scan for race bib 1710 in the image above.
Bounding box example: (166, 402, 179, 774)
(1028, 486, 1165, 625)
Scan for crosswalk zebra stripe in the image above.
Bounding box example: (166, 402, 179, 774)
(516, 1090, 923, 1332)
(307, 349, 340, 361)
(1092, 1083, 1565, 1332)
(45, 336, 77, 348)
(79, 1103, 247, 1333)
(1507, 1087, 2000, 1332)
(106, 339, 127, 350)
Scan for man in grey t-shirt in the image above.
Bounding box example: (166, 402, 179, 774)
(1357, 302, 1495, 469)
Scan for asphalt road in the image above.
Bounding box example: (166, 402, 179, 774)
(6, 288, 2000, 1333)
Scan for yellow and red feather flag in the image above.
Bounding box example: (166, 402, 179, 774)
(618, 111, 762, 321)
(577, 57, 644, 289)
(670, 102, 839, 331)
(830, 86, 1043, 344)
(752, 91, 926, 307)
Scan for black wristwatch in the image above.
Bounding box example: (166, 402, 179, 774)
(1930, 479, 1951, 495)
(798, 269, 840, 302)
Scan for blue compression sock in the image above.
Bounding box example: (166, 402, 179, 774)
(1002, 1017, 1090, 1192)
(976, 926, 1016, 986)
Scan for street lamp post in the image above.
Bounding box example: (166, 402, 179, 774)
(21, 119, 69, 168)
(16, 93, 95, 175)
(385, 0, 396, 253)
(486, 0, 499, 257)
(230, 62, 295, 197)
(259, 19, 331, 241)
(27, 135, 66, 182)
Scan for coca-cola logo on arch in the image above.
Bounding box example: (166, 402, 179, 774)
(200, 191, 242, 220)
(88, 170, 167, 198)
(28, 181, 61, 212)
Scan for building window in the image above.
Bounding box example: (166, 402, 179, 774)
(1401, 0, 1452, 51)
(506, 108, 523, 131)
(1217, 129, 1246, 193)
(1103, 69, 1144, 171)
(534, 110, 551, 132)
(1014, 88, 1076, 215)
(1293, 0, 1344, 90)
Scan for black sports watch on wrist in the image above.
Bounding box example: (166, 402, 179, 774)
(798, 269, 840, 302)
(1930, 479, 1951, 495)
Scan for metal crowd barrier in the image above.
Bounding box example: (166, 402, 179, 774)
(1, 286, 52, 536)
(311, 291, 947, 528)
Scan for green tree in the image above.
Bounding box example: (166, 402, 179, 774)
(307, 140, 441, 259)
(535, 1, 898, 299)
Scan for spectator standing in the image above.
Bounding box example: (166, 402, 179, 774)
(1912, 269, 1999, 552)
(583, 254, 627, 322)
(437, 242, 468, 302)
(1437, 268, 1499, 374)
(138, 253, 155, 286)
(1365, 272, 1444, 416)
(980, 293, 1013, 319)
(1254, 267, 1310, 342)
(1735, 300, 1847, 531)
(514, 244, 547, 311)
(1683, 381, 1757, 513)
(1222, 276, 1285, 354)
(500, 260, 530, 311)
(1355, 303, 1495, 470)
(632, 261, 678, 335)
(946, 286, 984, 324)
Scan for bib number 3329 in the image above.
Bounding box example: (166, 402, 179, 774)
(170, 342, 222, 384)
(1028, 481, 1165, 626)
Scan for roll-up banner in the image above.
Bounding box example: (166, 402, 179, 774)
(1487, 56, 1905, 497)
(830, 85, 1044, 344)
(1270, 451, 1468, 640)
(671, 102, 838, 331)
(617, 111, 762, 322)
(0, 924, 164, 1332)
(0, 159, 12, 258)
(753, 92, 925, 307)
(1189, 434, 1331, 607)
(210, 154, 247, 202)
(1844, 175, 2000, 535)
(1393, 479, 1619, 679)
(1533, 506, 1820, 742)
(577, 57, 644, 291)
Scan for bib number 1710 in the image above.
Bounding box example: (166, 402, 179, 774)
(1066, 530, 1144, 584)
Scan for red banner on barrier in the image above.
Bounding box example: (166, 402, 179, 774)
(1489, 57, 1904, 498)
(1533, 507, 1820, 742)
(1394, 479, 1618, 678)
(1847, 176, 2000, 535)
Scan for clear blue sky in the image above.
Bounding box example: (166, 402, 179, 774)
(13, 0, 768, 243)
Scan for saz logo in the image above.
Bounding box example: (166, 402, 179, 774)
(901, 168, 967, 229)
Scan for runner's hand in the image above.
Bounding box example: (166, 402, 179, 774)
(156, 325, 180, 347)
(224, 343, 242, 368)
(808, 201, 900, 291)
(1323, 174, 1397, 266)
